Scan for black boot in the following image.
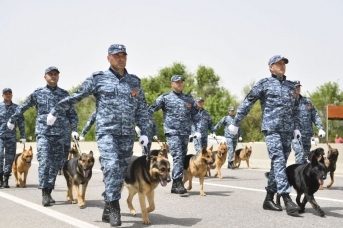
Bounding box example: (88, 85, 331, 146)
(281, 193, 300, 216)
(42, 188, 50, 206)
(171, 178, 187, 195)
(0, 174, 3, 188)
(48, 189, 56, 203)
(3, 175, 10, 188)
(108, 200, 121, 226)
(228, 162, 236, 169)
(102, 202, 110, 223)
(263, 192, 282, 211)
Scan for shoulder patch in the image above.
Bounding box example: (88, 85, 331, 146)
(92, 71, 104, 76)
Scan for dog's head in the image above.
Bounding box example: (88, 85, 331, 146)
(327, 144, 339, 162)
(217, 142, 228, 158)
(78, 151, 94, 178)
(200, 145, 214, 167)
(308, 147, 325, 162)
(309, 154, 327, 186)
(22, 146, 33, 167)
(150, 154, 171, 187)
(243, 146, 252, 158)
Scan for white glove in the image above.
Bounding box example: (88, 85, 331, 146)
(135, 126, 141, 137)
(318, 129, 326, 138)
(228, 124, 238, 135)
(72, 131, 79, 140)
(239, 137, 242, 141)
(7, 121, 14, 130)
(139, 135, 148, 147)
(193, 132, 201, 139)
(47, 113, 57, 126)
(153, 135, 158, 141)
(212, 133, 216, 139)
(79, 136, 85, 141)
(20, 138, 26, 143)
(294, 129, 301, 139)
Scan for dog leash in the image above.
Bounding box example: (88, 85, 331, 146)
(144, 146, 150, 167)
(72, 135, 82, 157)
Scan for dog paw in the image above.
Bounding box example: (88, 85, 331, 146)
(318, 210, 325, 217)
(71, 200, 76, 204)
(200, 192, 206, 196)
(130, 210, 136, 216)
(142, 219, 151, 224)
(79, 205, 86, 209)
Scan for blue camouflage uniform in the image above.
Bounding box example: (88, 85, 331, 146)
(142, 116, 158, 155)
(191, 99, 215, 154)
(9, 85, 78, 190)
(0, 98, 25, 177)
(148, 81, 201, 180)
(292, 91, 323, 164)
(49, 68, 149, 202)
(231, 75, 300, 195)
(214, 110, 242, 162)
(80, 110, 96, 138)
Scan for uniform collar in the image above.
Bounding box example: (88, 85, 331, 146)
(271, 74, 286, 82)
(172, 90, 182, 96)
(46, 85, 57, 91)
(109, 67, 128, 80)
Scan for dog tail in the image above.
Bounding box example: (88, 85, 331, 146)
(264, 172, 270, 179)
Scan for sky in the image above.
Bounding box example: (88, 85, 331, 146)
(1, 1, 343, 103)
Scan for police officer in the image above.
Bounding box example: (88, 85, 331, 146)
(79, 110, 96, 141)
(228, 55, 301, 216)
(213, 106, 242, 169)
(191, 97, 215, 154)
(46, 44, 149, 226)
(291, 80, 325, 164)
(0, 88, 25, 188)
(148, 75, 201, 195)
(7, 67, 78, 206)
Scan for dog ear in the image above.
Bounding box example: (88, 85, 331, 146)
(89, 151, 93, 157)
(209, 145, 213, 151)
(311, 154, 319, 165)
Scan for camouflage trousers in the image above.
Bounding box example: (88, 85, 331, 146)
(36, 134, 65, 189)
(0, 137, 17, 175)
(97, 134, 134, 202)
(291, 134, 311, 164)
(226, 137, 238, 162)
(166, 135, 189, 180)
(264, 131, 292, 194)
(193, 136, 208, 154)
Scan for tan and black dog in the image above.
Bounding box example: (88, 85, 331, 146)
(234, 146, 252, 168)
(209, 142, 228, 179)
(150, 142, 169, 159)
(124, 151, 171, 224)
(63, 151, 94, 209)
(183, 145, 214, 196)
(12, 146, 33, 188)
(324, 144, 339, 189)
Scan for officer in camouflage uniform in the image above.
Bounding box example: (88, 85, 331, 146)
(213, 106, 242, 169)
(46, 44, 149, 226)
(8, 67, 78, 206)
(228, 55, 301, 216)
(0, 88, 25, 188)
(79, 110, 96, 141)
(291, 80, 325, 164)
(148, 75, 201, 195)
(191, 97, 215, 154)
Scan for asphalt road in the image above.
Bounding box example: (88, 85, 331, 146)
(1, 153, 342, 228)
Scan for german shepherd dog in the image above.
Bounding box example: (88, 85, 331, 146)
(150, 142, 169, 158)
(12, 146, 33, 188)
(234, 146, 252, 168)
(183, 145, 214, 196)
(63, 151, 94, 209)
(209, 142, 228, 179)
(124, 151, 171, 224)
(270, 156, 327, 217)
(324, 144, 339, 188)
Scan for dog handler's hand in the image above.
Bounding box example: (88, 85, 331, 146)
(153, 135, 158, 141)
(318, 129, 326, 138)
(79, 136, 85, 141)
(20, 138, 26, 143)
(72, 131, 79, 140)
(193, 132, 201, 139)
(7, 121, 14, 130)
(239, 137, 242, 141)
(228, 124, 238, 135)
(294, 129, 301, 139)
(135, 126, 141, 137)
(139, 135, 148, 147)
(47, 113, 57, 126)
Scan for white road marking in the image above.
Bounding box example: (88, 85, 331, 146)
(0, 191, 99, 228)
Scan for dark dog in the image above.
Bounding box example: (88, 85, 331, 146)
(63, 151, 94, 208)
(324, 144, 339, 188)
(268, 156, 327, 217)
(183, 146, 214, 196)
(308, 147, 325, 163)
(124, 151, 171, 224)
(12, 146, 33, 188)
(234, 146, 252, 168)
